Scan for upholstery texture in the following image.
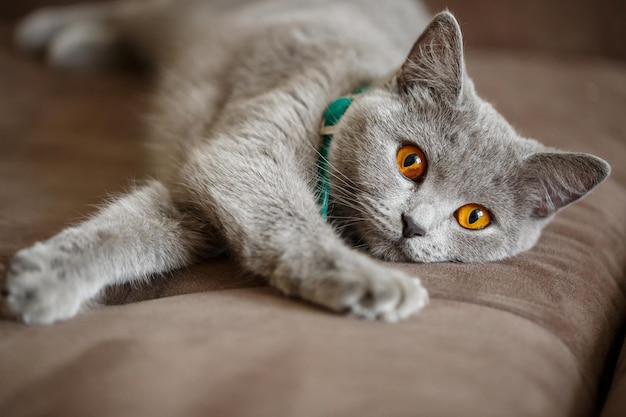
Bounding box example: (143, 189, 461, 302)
(601, 338, 626, 417)
(1, 1, 625, 416)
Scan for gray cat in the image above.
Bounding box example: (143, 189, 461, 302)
(3, 0, 609, 324)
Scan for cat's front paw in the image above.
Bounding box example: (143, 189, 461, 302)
(3, 244, 87, 325)
(301, 257, 429, 322)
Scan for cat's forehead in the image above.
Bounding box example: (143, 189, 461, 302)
(419, 113, 527, 193)
(348, 91, 542, 177)
(354, 92, 540, 200)
(358, 91, 514, 142)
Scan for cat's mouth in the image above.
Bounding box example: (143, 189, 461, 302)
(390, 241, 422, 263)
(333, 213, 453, 263)
(360, 237, 415, 262)
(384, 239, 462, 264)
(336, 220, 413, 262)
(343, 226, 462, 264)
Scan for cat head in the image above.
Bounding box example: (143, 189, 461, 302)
(328, 11, 610, 263)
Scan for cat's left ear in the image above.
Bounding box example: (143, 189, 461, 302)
(522, 152, 610, 218)
(397, 11, 465, 104)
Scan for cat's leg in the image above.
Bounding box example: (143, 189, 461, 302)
(15, 1, 127, 70)
(14, 0, 178, 71)
(3, 181, 217, 325)
(15, 2, 115, 55)
(182, 143, 429, 322)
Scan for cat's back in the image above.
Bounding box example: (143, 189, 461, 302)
(164, 0, 429, 64)
(156, 0, 431, 105)
(146, 0, 430, 182)
(183, 0, 427, 33)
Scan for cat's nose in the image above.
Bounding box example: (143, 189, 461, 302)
(401, 213, 426, 238)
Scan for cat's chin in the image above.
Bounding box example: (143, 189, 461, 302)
(341, 234, 412, 262)
(365, 241, 453, 264)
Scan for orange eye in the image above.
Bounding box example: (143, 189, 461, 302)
(397, 145, 426, 180)
(455, 204, 491, 230)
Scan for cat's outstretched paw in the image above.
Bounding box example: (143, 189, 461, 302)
(297, 257, 429, 322)
(336, 267, 428, 322)
(3, 244, 91, 325)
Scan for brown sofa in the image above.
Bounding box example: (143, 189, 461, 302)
(1, 1, 625, 416)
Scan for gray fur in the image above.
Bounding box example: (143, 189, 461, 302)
(3, 0, 608, 324)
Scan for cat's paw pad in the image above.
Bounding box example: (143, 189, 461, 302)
(3, 244, 84, 325)
(311, 260, 429, 322)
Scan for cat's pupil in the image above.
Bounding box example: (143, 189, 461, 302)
(468, 209, 483, 224)
(403, 154, 418, 167)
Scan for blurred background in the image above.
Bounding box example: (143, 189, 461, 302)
(1, 0, 625, 59)
(426, 0, 626, 60)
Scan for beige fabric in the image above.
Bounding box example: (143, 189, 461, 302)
(1, 3, 626, 416)
(0, 290, 594, 417)
(601, 337, 626, 417)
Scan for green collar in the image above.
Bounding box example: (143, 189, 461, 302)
(317, 86, 370, 220)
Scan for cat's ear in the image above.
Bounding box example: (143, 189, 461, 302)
(397, 11, 465, 104)
(522, 152, 610, 218)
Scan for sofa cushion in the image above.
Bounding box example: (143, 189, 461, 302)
(601, 337, 626, 417)
(0, 288, 596, 417)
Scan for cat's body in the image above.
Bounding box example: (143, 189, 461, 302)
(3, 0, 609, 324)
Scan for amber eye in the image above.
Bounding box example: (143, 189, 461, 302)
(397, 145, 427, 180)
(455, 204, 492, 230)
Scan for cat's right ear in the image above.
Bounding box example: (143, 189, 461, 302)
(522, 152, 610, 218)
(397, 11, 465, 104)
